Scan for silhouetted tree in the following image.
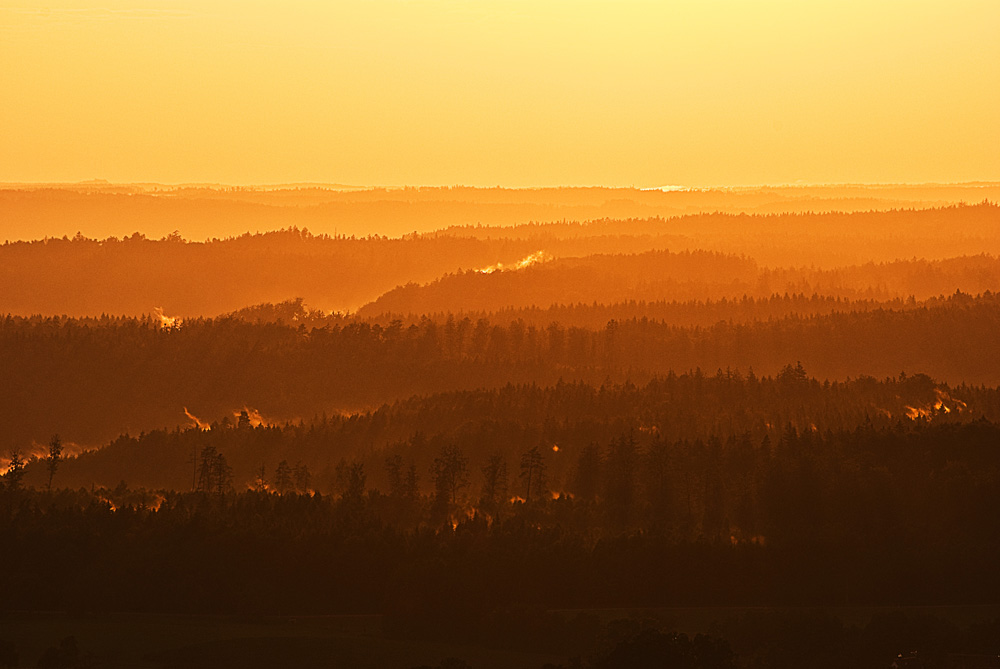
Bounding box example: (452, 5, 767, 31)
(479, 452, 508, 519)
(572, 442, 602, 503)
(196, 445, 232, 495)
(520, 446, 547, 503)
(274, 460, 294, 494)
(339, 461, 368, 530)
(403, 463, 420, 501)
(385, 454, 405, 498)
(778, 360, 808, 385)
(333, 458, 349, 496)
(3, 450, 25, 492)
(701, 436, 726, 540)
(344, 461, 366, 502)
(251, 463, 268, 492)
(46, 434, 63, 492)
(196, 445, 218, 493)
(605, 433, 638, 526)
(433, 446, 469, 521)
(644, 436, 673, 528)
(293, 461, 311, 493)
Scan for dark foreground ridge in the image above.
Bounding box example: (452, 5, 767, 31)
(4, 420, 1000, 615)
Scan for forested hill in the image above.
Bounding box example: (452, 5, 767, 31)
(3, 291, 1000, 450)
(356, 251, 1000, 318)
(7, 418, 1000, 616)
(18, 372, 999, 495)
(5, 183, 997, 243)
(351, 293, 960, 330)
(2, 203, 998, 317)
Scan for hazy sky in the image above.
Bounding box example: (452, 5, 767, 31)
(1, 0, 998, 187)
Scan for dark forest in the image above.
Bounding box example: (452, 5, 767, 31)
(3, 197, 1000, 668)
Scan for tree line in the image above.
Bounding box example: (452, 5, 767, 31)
(10, 370, 997, 492)
(3, 292, 1000, 447)
(3, 420, 999, 617)
(357, 250, 1000, 318)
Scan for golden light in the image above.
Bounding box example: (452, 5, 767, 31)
(233, 406, 267, 427)
(477, 251, 550, 275)
(184, 408, 211, 431)
(4, 1, 993, 186)
(154, 307, 181, 329)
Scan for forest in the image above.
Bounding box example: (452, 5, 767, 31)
(6, 368, 997, 491)
(3, 194, 1000, 667)
(7, 0, 1000, 660)
(2, 202, 999, 316)
(3, 417, 1000, 665)
(6, 182, 998, 243)
(3, 291, 999, 449)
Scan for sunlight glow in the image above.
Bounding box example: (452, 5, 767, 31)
(1, 1, 996, 186)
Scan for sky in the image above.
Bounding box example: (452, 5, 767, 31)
(1, 0, 998, 187)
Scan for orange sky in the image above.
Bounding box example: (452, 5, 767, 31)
(1, 0, 998, 187)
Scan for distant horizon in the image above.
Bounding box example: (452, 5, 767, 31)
(3, 179, 1000, 191)
(4, 183, 998, 244)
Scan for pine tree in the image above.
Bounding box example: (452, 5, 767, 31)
(432, 446, 469, 521)
(46, 435, 63, 492)
(3, 449, 26, 492)
(274, 460, 294, 494)
(479, 452, 508, 519)
(293, 461, 311, 493)
(519, 446, 546, 503)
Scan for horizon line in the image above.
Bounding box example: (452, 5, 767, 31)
(2, 180, 1000, 191)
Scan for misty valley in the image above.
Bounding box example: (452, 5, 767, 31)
(3, 186, 1000, 668)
